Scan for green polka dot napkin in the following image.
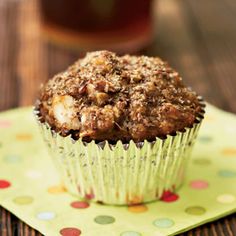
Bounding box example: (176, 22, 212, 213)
(0, 104, 235, 236)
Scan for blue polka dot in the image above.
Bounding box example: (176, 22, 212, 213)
(4, 155, 21, 163)
(36, 211, 56, 220)
(153, 218, 174, 228)
(218, 170, 236, 178)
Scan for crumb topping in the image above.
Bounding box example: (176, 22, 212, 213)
(36, 50, 202, 142)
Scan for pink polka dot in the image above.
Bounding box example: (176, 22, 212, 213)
(85, 193, 95, 200)
(70, 201, 90, 209)
(0, 120, 12, 128)
(0, 180, 11, 189)
(190, 180, 209, 189)
(160, 191, 179, 202)
(60, 227, 81, 236)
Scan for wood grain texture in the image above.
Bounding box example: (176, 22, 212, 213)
(17, 0, 47, 107)
(0, 0, 19, 111)
(0, 0, 235, 235)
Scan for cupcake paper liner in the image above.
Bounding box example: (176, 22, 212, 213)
(35, 99, 205, 205)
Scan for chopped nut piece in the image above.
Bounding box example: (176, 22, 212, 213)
(52, 95, 80, 130)
(95, 92, 109, 106)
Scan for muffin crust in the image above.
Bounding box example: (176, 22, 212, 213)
(36, 50, 202, 142)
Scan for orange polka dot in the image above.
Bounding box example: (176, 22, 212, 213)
(127, 196, 143, 205)
(48, 185, 66, 194)
(16, 133, 32, 141)
(222, 148, 236, 156)
(128, 204, 148, 213)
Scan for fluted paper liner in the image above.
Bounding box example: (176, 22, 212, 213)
(35, 100, 205, 205)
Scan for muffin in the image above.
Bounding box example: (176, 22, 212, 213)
(35, 50, 205, 205)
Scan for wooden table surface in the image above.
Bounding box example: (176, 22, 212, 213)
(0, 0, 235, 235)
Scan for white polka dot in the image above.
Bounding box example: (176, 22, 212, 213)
(217, 194, 235, 204)
(36, 211, 56, 220)
(25, 170, 42, 179)
(153, 218, 175, 228)
(224, 126, 236, 135)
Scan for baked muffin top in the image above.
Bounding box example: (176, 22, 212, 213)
(36, 50, 203, 142)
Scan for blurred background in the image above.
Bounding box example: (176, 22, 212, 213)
(0, 0, 236, 113)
